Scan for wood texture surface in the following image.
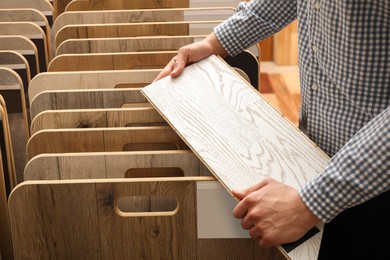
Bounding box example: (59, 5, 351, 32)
(0, 96, 17, 191)
(0, 155, 13, 260)
(9, 178, 198, 259)
(48, 51, 177, 72)
(57, 35, 202, 55)
(0, 22, 50, 68)
(0, 35, 40, 76)
(53, 7, 234, 38)
(55, 20, 222, 48)
(30, 107, 166, 134)
(142, 55, 329, 259)
(30, 88, 148, 120)
(28, 69, 161, 105)
(26, 126, 189, 161)
(65, 0, 189, 12)
(24, 150, 210, 180)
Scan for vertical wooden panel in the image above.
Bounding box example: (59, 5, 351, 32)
(273, 20, 298, 65)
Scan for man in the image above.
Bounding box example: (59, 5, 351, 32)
(155, 0, 389, 258)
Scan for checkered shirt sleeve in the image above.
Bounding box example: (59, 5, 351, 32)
(214, 0, 390, 222)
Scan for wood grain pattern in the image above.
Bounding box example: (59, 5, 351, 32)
(0, 155, 13, 260)
(197, 239, 285, 260)
(26, 126, 189, 161)
(57, 35, 202, 55)
(0, 22, 50, 67)
(24, 150, 210, 180)
(48, 51, 177, 72)
(55, 20, 222, 48)
(142, 55, 329, 259)
(53, 7, 234, 38)
(0, 8, 52, 61)
(28, 69, 161, 105)
(30, 88, 148, 120)
(65, 0, 189, 12)
(0, 35, 40, 76)
(8, 178, 199, 259)
(30, 107, 166, 134)
(0, 96, 17, 191)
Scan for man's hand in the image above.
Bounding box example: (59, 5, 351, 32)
(153, 32, 228, 82)
(232, 178, 320, 248)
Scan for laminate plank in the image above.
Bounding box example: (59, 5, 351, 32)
(24, 150, 209, 180)
(28, 70, 161, 105)
(55, 21, 222, 48)
(0, 35, 40, 77)
(142, 55, 329, 259)
(8, 178, 200, 259)
(53, 7, 234, 38)
(0, 156, 13, 260)
(30, 107, 166, 134)
(26, 126, 189, 161)
(29, 88, 148, 120)
(64, 0, 189, 12)
(48, 51, 177, 72)
(56, 35, 202, 55)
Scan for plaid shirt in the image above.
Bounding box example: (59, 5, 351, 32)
(214, 0, 389, 223)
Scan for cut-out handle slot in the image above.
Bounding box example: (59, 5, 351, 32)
(123, 142, 179, 151)
(114, 83, 148, 88)
(125, 122, 168, 127)
(115, 196, 178, 217)
(125, 167, 185, 178)
(121, 103, 153, 108)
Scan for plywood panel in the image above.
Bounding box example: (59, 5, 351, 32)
(142, 55, 328, 259)
(8, 178, 198, 259)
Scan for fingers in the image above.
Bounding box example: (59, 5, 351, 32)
(232, 178, 271, 203)
(170, 49, 189, 77)
(153, 57, 176, 82)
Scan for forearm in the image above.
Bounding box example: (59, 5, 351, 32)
(299, 106, 390, 223)
(214, 0, 297, 56)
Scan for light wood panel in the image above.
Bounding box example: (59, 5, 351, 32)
(273, 20, 298, 65)
(65, 0, 189, 12)
(142, 55, 328, 259)
(30, 107, 166, 134)
(8, 178, 199, 259)
(0, 22, 50, 71)
(30, 88, 148, 120)
(55, 20, 222, 48)
(0, 9, 52, 61)
(0, 154, 13, 260)
(26, 126, 189, 161)
(0, 51, 31, 101)
(24, 150, 210, 180)
(57, 35, 203, 55)
(0, 35, 40, 77)
(28, 69, 161, 105)
(48, 51, 177, 72)
(53, 7, 235, 38)
(0, 96, 17, 193)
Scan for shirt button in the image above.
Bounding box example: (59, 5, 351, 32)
(312, 45, 318, 53)
(314, 2, 321, 9)
(311, 84, 319, 91)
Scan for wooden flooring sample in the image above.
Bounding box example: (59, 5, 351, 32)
(142, 55, 329, 260)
